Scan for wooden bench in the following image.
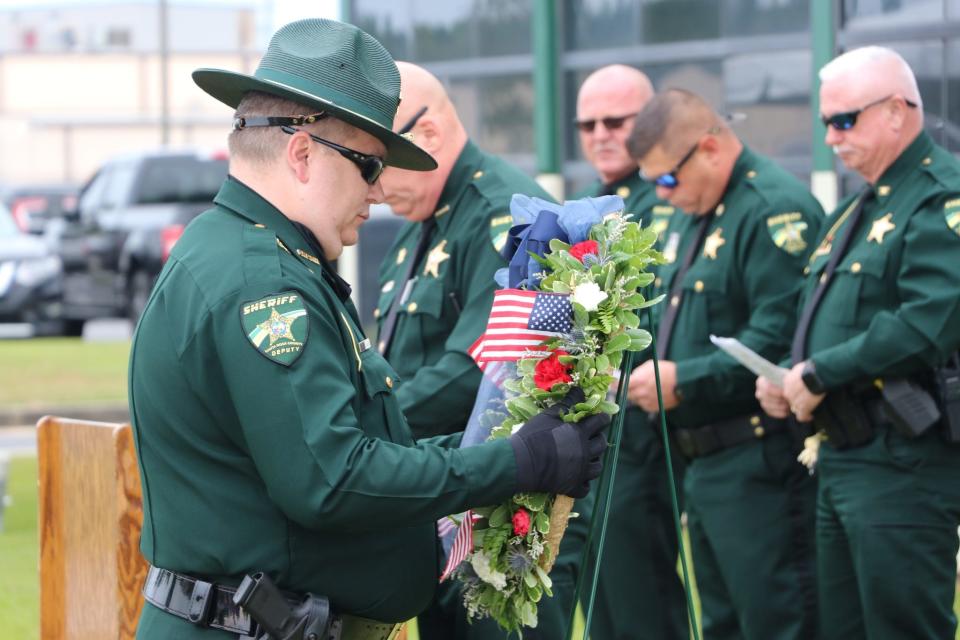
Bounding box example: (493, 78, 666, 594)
(37, 416, 409, 639)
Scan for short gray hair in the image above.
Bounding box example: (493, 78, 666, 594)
(228, 91, 350, 164)
(819, 46, 922, 109)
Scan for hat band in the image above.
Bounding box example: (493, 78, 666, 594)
(255, 68, 393, 131)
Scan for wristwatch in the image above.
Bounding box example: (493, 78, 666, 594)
(801, 360, 826, 395)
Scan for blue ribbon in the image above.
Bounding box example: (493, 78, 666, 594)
(500, 210, 569, 289)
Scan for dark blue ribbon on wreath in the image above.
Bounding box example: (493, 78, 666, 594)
(500, 210, 569, 289)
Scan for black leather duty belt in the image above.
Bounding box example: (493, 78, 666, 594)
(142, 565, 402, 640)
(673, 413, 798, 459)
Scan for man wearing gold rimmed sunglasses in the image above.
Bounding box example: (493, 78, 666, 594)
(758, 45, 960, 640)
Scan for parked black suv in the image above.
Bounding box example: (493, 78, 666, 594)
(56, 149, 228, 332)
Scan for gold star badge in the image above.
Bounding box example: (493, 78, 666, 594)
(258, 309, 295, 346)
(702, 227, 726, 260)
(423, 239, 450, 277)
(867, 213, 896, 244)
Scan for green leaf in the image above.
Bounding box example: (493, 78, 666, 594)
(506, 396, 539, 421)
(626, 328, 653, 352)
(489, 505, 509, 528)
(534, 510, 550, 534)
(599, 400, 620, 414)
(606, 333, 631, 352)
(514, 492, 548, 511)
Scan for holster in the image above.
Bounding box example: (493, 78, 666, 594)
(936, 355, 960, 444)
(234, 572, 331, 640)
(878, 377, 939, 439)
(811, 386, 876, 450)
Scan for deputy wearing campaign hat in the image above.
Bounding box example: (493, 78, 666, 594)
(129, 19, 607, 639)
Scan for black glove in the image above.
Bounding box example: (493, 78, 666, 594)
(509, 388, 609, 499)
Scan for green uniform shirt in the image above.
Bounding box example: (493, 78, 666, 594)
(657, 146, 824, 428)
(574, 170, 676, 234)
(375, 141, 553, 439)
(803, 131, 960, 387)
(129, 177, 517, 625)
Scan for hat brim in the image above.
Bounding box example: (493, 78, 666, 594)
(193, 68, 437, 172)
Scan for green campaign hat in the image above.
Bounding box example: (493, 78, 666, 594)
(192, 19, 436, 171)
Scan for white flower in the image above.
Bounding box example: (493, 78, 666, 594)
(572, 281, 607, 312)
(471, 550, 508, 590)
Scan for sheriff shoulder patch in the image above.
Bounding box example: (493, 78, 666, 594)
(766, 212, 809, 256)
(241, 291, 309, 366)
(944, 198, 960, 236)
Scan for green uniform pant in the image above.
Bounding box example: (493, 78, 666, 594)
(684, 429, 816, 640)
(555, 412, 689, 640)
(817, 425, 960, 640)
(418, 556, 576, 639)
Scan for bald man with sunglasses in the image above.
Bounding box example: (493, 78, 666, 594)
(757, 46, 960, 640)
(557, 64, 689, 640)
(627, 89, 823, 640)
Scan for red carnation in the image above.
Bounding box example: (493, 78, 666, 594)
(534, 350, 573, 391)
(512, 508, 531, 536)
(568, 240, 599, 263)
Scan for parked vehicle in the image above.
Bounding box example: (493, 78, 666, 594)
(56, 149, 228, 332)
(0, 201, 64, 336)
(2, 184, 78, 235)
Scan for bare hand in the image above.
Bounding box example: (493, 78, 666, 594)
(755, 376, 790, 418)
(782, 362, 825, 422)
(627, 360, 680, 413)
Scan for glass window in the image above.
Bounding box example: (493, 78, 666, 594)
(723, 50, 813, 160)
(564, 0, 640, 51)
(350, 0, 414, 60)
(78, 168, 110, 219)
(719, 0, 810, 37)
(842, 0, 944, 29)
(638, 0, 720, 43)
(945, 39, 960, 152)
(874, 41, 946, 146)
(352, 0, 533, 62)
(449, 74, 535, 158)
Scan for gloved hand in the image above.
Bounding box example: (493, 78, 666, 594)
(509, 388, 609, 498)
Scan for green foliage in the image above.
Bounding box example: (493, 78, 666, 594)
(456, 210, 666, 633)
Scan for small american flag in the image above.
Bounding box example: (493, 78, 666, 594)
(469, 289, 573, 370)
(439, 511, 475, 582)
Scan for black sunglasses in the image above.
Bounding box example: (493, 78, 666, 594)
(280, 126, 385, 185)
(821, 95, 918, 131)
(574, 112, 639, 134)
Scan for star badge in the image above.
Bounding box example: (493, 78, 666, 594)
(867, 213, 896, 244)
(702, 227, 726, 260)
(423, 240, 450, 277)
(258, 309, 295, 346)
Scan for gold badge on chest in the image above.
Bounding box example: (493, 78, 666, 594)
(423, 239, 450, 277)
(867, 213, 896, 245)
(395, 247, 407, 265)
(702, 227, 726, 260)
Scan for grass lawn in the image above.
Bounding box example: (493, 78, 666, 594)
(1, 453, 958, 639)
(0, 338, 130, 409)
(0, 455, 39, 640)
